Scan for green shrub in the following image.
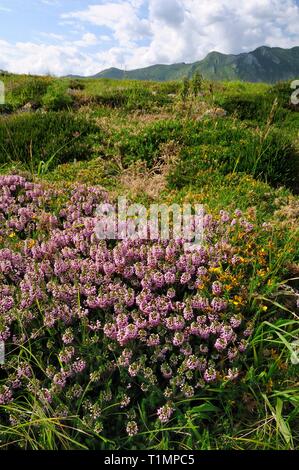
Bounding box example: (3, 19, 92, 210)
(216, 93, 288, 123)
(6, 76, 52, 109)
(115, 120, 185, 165)
(42, 81, 73, 111)
(268, 81, 295, 109)
(68, 79, 85, 90)
(0, 111, 99, 171)
(95, 86, 172, 111)
(0, 103, 14, 114)
(167, 122, 297, 189)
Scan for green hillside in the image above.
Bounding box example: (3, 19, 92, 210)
(88, 46, 299, 83)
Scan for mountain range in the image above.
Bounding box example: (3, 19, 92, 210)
(70, 46, 299, 83)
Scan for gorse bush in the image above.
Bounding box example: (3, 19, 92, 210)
(0, 112, 99, 171)
(168, 126, 297, 189)
(0, 175, 282, 447)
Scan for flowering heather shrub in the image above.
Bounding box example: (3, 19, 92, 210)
(0, 175, 272, 441)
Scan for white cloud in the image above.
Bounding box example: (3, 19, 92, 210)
(62, 2, 151, 46)
(73, 32, 98, 47)
(0, 39, 99, 76)
(61, 0, 299, 72)
(1, 0, 299, 75)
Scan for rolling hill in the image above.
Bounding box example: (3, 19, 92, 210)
(80, 46, 299, 83)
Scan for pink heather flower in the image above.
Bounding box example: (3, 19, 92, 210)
(230, 315, 242, 329)
(62, 328, 74, 345)
(0, 326, 10, 341)
(0, 386, 13, 405)
(181, 384, 194, 398)
(152, 272, 165, 288)
(175, 301, 185, 311)
(180, 343, 192, 356)
(199, 344, 208, 354)
(103, 322, 117, 339)
(186, 355, 199, 370)
(59, 346, 75, 364)
(198, 326, 210, 339)
(53, 371, 67, 388)
(126, 420, 138, 436)
(164, 272, 176, 284)
(190, 322, 200, 335)
(17, 364, 32, 379)
(161, 363, 173, 379)
(238, 339, 248, 352)
(214, 337, 228, 351)
(211, 297, 227, 312)
(183, 306, 194, 321)
(147, 334, 160, 346)
(157, 403, 174, 423)
(243, 324, 253, 338)
(226, 368, 239, 381)
(124, 324, 138, 340)
(116, 313, 129, 328)
(128, 362, 140, 377)
(148, 311, 160, 327)
(212, 281, 222, 296)
(172, 331, 185, 346)
(197, 266, 208, 276)
(165, 315, 185, 331)
(180, 272, 191, 284)
(120, 394, 131, 408)
(198, 357, 207, 371)
(191, 296, 209, 310)
(203, 367, 217, 383)
(11, 379, 22, 389)
(220, 210, 230, 223)
(166, 287, 176, 299)
(220, 325, 234, 342)
(103, 262, 116, 275)
(41, 388, 52, 403)
(228, 347, 238, 361)
(0, 296, 14, 313)
(72, 359, 86, 373)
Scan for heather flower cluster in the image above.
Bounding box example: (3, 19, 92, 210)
(0, 175, 268, 435)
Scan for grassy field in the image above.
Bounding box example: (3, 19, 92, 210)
(0, 72, 298, 450)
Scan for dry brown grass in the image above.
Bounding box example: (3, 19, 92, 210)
(118, 140, 181, 200)
(273, 196, 299, 229)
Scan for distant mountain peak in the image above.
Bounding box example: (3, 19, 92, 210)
(75, 46, 299, 83)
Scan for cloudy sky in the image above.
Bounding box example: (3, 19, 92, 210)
(0, 0, 299, 76)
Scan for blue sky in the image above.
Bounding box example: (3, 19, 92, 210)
(0, 0, 299, 76)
